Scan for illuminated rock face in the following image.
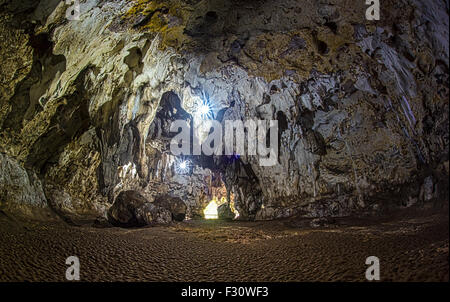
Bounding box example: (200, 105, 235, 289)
(0, 0, 448, 221)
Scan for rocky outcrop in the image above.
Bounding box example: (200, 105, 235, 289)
(153, 194, 187, 221)
(108, 190, 172, 227)
(0, 153, 54, 220)
(0, 1, 448, 221)
(217, 203, 235, 221)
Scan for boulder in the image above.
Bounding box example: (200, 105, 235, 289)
(153, 194, 187, 222)
(108, 191, 172, 227)
(310, 217, 336, 228)
(136, 203, 172, 225)
(218, 203, 235, 221)
(92, 217, 113, 228)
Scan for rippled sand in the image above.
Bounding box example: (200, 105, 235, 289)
(0, 209, 448, 282)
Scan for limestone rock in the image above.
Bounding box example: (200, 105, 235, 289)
(0, 1, 448, 222)
(153, 194, 187, 222)
(217, 204, 234, 221)
(108, 190, 172, 227)
(0, 153, 53, 219)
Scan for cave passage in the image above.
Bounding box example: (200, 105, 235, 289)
(203, 199, 218, 219)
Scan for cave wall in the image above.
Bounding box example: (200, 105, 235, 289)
(0, 0, 448, 221)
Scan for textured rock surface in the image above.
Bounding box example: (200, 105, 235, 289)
(0, 153, 53, 219)
(153, 194, 187, 221)
(217, 203, 235, 221)
(108, 190, 172, 227)
(0, 0, 448, 221)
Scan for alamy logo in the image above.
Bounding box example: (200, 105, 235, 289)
(365, 256, 380, 281)
(66, 256, 80, 281)
(170, 119, 279, 167)
(65, 0, 80, 21)
(366, 0, 380, 20)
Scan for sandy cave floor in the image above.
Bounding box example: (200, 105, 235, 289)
(0, 209, 448, 282)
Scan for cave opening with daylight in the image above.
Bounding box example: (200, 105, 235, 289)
(203, 199, 218, 219)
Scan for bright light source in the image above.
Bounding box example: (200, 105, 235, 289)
(175, 159, 190, 175)
(198, 104, 210, 116)
(179, 161, 187, 170)
(194, 98, 213, 120)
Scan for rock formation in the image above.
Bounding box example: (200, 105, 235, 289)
(108, 190, 172, 227)
(153, 194, 187, 221)
(0, 0, 448, 223)
(218, 203, 235, 221)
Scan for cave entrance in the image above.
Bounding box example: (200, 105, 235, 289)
(203, 173, 239, 220)
(204, 199, 219, 219)
(203, 196, 239, 220)
(148, 90, 243, 221)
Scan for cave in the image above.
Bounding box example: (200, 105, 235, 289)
(0, 0, 449, 287)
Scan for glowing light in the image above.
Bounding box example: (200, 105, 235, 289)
(203, 199, 218, 219)
(179, 161, 187, 170)
(199, 104, 210, 116)
(194, 98, 213, 120)
(175, 159, 190, 175)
